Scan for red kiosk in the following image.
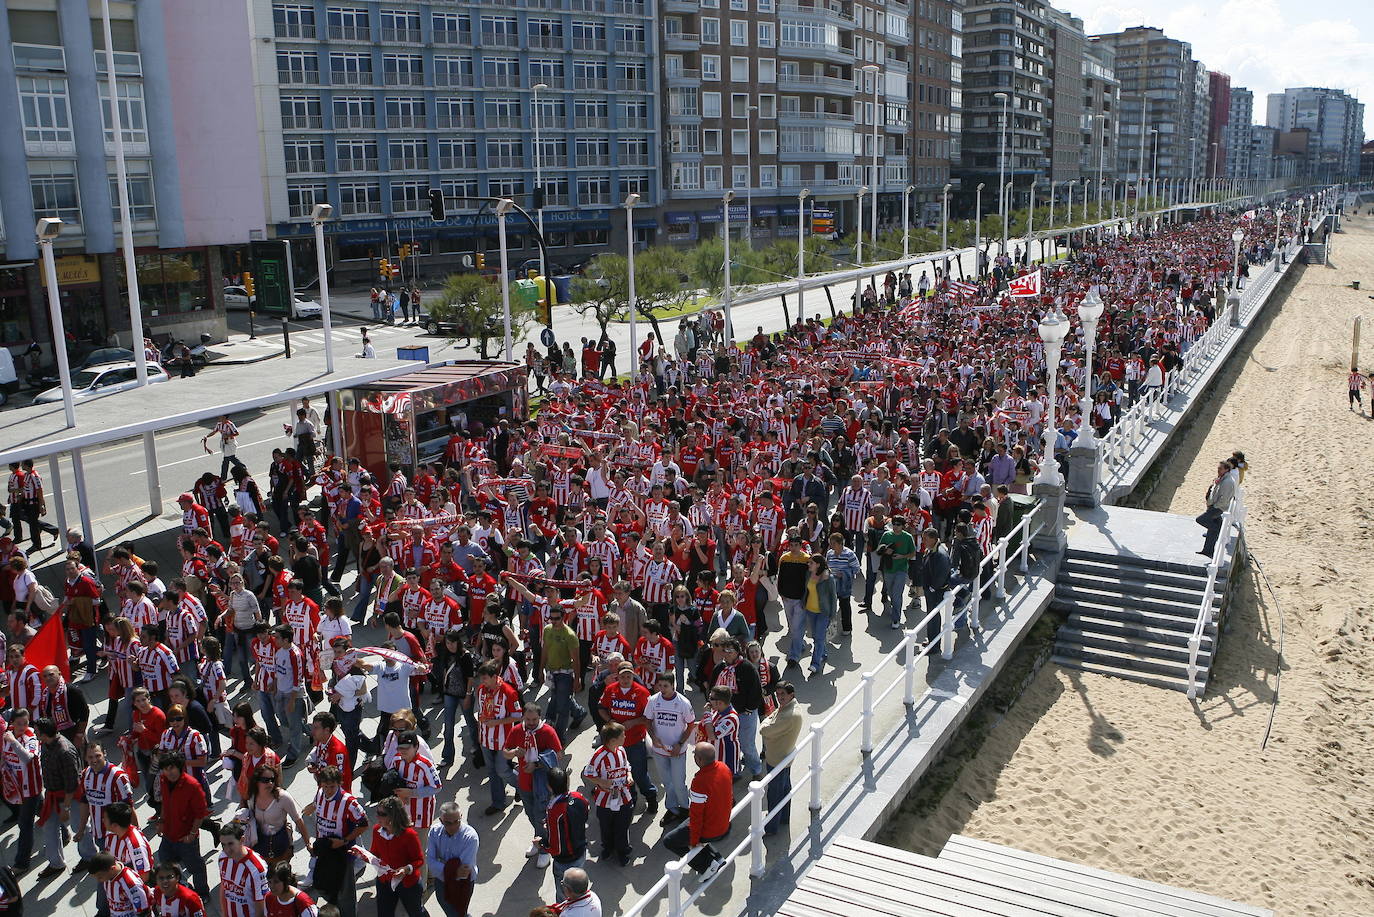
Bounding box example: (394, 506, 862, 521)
(337, 361, 528, 474)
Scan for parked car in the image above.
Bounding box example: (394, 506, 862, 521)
(223, 285, 255, 308)
(289, 292, 322, 319)
(223, 287, 320, 320)
(75, 346, 137, 370)
(33, 361, 170, 404)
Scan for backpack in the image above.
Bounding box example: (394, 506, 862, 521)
(954, 538, 981, 581)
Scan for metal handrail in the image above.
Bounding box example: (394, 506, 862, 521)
(1185, 488, 1244, 698)
(619, 507, 1045, 917)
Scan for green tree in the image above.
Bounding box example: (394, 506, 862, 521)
(684, 237, 727, 297)
(570, 253, 628, 339)
(430, 272, 536, 359)
(634, 245, 692, 347)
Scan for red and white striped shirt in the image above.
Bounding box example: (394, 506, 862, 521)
(582, 745, 632, 810)
(282, 599, 321, 650)
(123, 597, 159, 632)
(106, 637, 141, 691)
(640, 559, 682, 606)
(1, 726, 41, 799)
(166, 607, 200, 664)
(217, 849, 270, 917)
(136, 644, 179, 693)
(5, 662, 42, 713)
(312, 787, 366, 840)
(152, 885, 207, 917)
(103, 866, 152, 917)
(475, 681, 522, 751)
(394, 753, 442, 828)
(841, 487, 872, 533)
(633, 635, 675, 681)
(79, 763, 134, 837)
(251, 637, 276, 692)
(158, 727, 209, 765)
(103, 826, 155, 875)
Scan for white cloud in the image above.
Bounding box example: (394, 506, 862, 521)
(1081, 0, 1372, 134)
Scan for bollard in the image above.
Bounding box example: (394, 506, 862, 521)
(666, 861, 685, 917)
(940, 593, 955, 660)
(860, 673, 875, 754)
(749, 781, 766, 877)
(808, 724, 824, 812)
(903, 631, 917, 705)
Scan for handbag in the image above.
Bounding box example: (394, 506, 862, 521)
(30, 584, 59, 614)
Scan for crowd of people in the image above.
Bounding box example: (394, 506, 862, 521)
(0, 204, 1293, 917)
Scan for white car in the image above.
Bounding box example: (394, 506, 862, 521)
(290, 291, 322, 319)
(33, 361, 170, 404)
(223, 287, 320, 320)
(223, 285, 255, 308)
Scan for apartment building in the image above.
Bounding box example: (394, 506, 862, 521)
(1093, 27, 1195, 188)
(1206, 70, 1229, 179)
(1079, 37, 1119, 190)
(1266, 86, 1365, 181)
(0, 0, 260, 352)
(659, 0, 938, 243)
(252, 0, 660, 281)
(1045, 7, 1084, 185)
(1224, 86, 1252, 183)
(956, 0, 1051, 215)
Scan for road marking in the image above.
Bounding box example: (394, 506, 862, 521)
(128, 434, 285, 475)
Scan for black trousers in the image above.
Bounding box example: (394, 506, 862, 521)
(596, 805, 633, 858)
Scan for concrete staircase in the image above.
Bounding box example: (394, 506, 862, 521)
(1051, 549, 1229, 692)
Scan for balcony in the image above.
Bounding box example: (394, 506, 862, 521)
(330, 70, 373, 85)
(387, 115, 427, 129)
(619, 152, 651, 165)
(569, 0, 608, 10)
(528, 34, 564, 50)
(621, 116, 650, 129)
(616, 39, 647, 54)
(615, 77, 648, 91)
(665, 68, 701, 85)
(480, 33, 520, 48)
(383, 72, 424, 86)
(486, 114, 523, 128)
(539, 155, 570, 167)
(580, 193, 614, 205)
(779, 39, 854, 65)
(434, 73, 476, 87)
(483, 74, 522, 88)
(578, 154, 611, 166)
(662, 0, 697, 10)
(337, 158, 379, 172)
(544, 193, 571, 206)
(437, 156, 478, 169)
(572, 37, 608, 52)
(390, 156, 429, 170)
(282, 115, 324, 130)
(380, 27, 422, 43)
(612, 0, 648, 14)
(433, 29, 467, 45)
(779, 108, 850, 122)
(327, 26, 371, 41)
(573, 77, 609, 90)
(776, 72, 852, 93)
(335, 115, 375, 129)
(488, 155, 525, 168)
(778, 1, 853, 21)
(662, 31, 701, 50)
(275, 22, 317, 39)
(574, 116, 610, 128)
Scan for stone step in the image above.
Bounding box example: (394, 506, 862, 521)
(1055, 583, 1220, 617)
(1052, 642, 1205, 681)
(1067, 612, 1216, 648)
(1063, 546, 1217, 578)
(1059, 574, 1221, 607)
(1061, 600, 1215, 633)
(1051, 655, 1198, 693)
(1057, 627, 1213, 666)
(1059, 557, 1214, 592)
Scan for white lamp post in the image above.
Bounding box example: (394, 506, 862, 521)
(854, 186, 868, 309)
(974, 183, 985, 277)
(863, 65, 882, 242)
(36, 218, 76, 428)
(1273, 207, 1284, 272)
(1048, 181, 1057, 231)
(1002, 180, 1012, 255)
(940, 182, 951, 276)
(901, 184, 914, 259)
(797, 188, 810, 320)
(532, 83, 549, 282)
(311, 204, 335, 374)
(994, 91, 1010, 228)
(1035, 307, 1069, 486)
(722, 190, 737, 339)
(1228, 226, 1244, 326)
(495, 198, 515, 360)
(745, 104, 757, 241)
(1075, 289, 1104, 448)
(1082, 178, 1092, 223)
(624, 192, 640, 374)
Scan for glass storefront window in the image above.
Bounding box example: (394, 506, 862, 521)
(0, 268, 32, 345)
(117, 250, 210, 316)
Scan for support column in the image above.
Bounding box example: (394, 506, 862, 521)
(47, 455, 68, 540)
(1031, 480, 1068, 555)
(143, 432, 162, 516)
(1227, 291, 1241, 327)
(71, 447, 95, 550)
(1065, 443, 1101, 508)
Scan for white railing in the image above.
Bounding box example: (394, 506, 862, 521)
(619, 505, 1045, 917)
(1185, 488, 1245, 698)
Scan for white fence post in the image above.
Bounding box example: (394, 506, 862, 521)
(940, 592, 955, 660)
(808, 724, 824, 812)
(666, 861, 685, 917)
(860, 672, 875, 754)
(903, 632, 917, 705)
(995, 542, 1008, 598)
(748, 780, 766, 877)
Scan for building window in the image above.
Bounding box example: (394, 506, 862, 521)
(283, 140, 326, 173)
(391, 181, 427, 213)
(329, 52, 372, 85)
(669, 88, 700, 117)
(326, 7, 371, 41)
(757, 58, 776, 83)
(731, 129, 749, 151)
(757, 22, 775, 47)
(730, 57, 749, 81)
(731, 93, 749, 117)
(534, 138, 567, 166)
(277, 51, 319, 84)
(440, 178, 480, 206)
(489, 176, 526, 197)
(30, 163, 81, 226)
(18, 77, 72, 147)
(758, 94, 776, 118)
(619, 174, 651, 197)
(732, 165, 748, 188)
(122, 250, 211, 316)
(703, 92, 721, 117)
(669, 127, 700, 154)
(432, 12, 470, 45)
(759, 165, 776, 188)
(575, 137, 610, 166)
(273, 4, 317, 39)
(618, 138, 650, 166)
(729, 20, 747, 46)
(702, 130, 721, 153)
(287, 183, 326, 219)
(484, 97, 523, 129)
(280, 95, 323, 130)
(110, 161, 156, 223)
(379, 9, 421, 42)
(704, 165, 723, 189)
(701, 55, 720, 81)
(577, 176, 612, 204)
(619, 99, 649, 127)
(529, 19, 564, 49)
(480, 16, 519, 47)
(434, 56, 475, 88)
(335, 139, 378, 171)
(486, 137, 524, 169)
(573, 99, 608, 128)
(438, 138, 478, 168)
(337, 182, 381, 215)
(388, 138, 428, 170)
(385, 97, 426, 129)
(542, 176, 570, 205)
(570, 21, 607, 52)
(435, 97, 476, 129)
(701, 18, 720, 44)
(383, 54, 424, 86)
(572, 60, 608, 90)
(573, 229, 610, 246)
(482, 57, 521, 89)
(333, 96, 375, 129)
(671, 161, 701, 190)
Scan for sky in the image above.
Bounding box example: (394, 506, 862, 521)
(1081, 0, 1373, 136)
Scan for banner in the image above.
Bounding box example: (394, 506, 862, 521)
(1008, 270, 1042, 298)
(950, 280, 980, 297)
(503, 572, 591, 592)
(538, 444, 584, 460)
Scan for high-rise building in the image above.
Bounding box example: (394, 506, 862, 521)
(249, 0, 660, 282)
(1206, 71, 1230, 179)
(1225, 87, 1253, 183)
(957, 0, 1051, 214)
(1092, 27, 1195, 190)
(0, 1, 261, 352)
(911, 0, 961, 229)
(1265, 87, 1365, 180)
(659, 0, 945, 243)
(1249, 125, 1278, 182)
(1045, 8, 1084, 185)
(1185, 58, 1211, 184)
(1080, 38, 1120, 191)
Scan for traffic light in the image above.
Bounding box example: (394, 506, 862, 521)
(378, 258, 390, 278)
(429, 188, 445, 221)
(476, 252, 486, 270)
(399, 244, 410, 259)
(242, 272, 255, 296)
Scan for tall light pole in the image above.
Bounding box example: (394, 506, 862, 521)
(863, 64, 882, 244)
(1149, 129, 1160, 214)
(974, 183, 985, 277)
(1002, 180, 1012, 255)
(940, 182, 951, 277)
(1082, 179, 1091, 223)
(36, 219, 76, 428)
(797, 188, 810, 321)
(995, 92, 1011, 232)
(311, 204, 335, 374)
(1189, 137, 1198, 205)
(495, 198, 514, 360)
(745, 104, 757, 241)
(1025, 180, 1036, 262)
(1135, 113, 1149, 218)
(722, 190, 737, 336)
(854, 186, 868, 309)
(1095, 114, 1107, 220)
(532, 82, 549, 282)
(1273, 206, 1284, 272)
(624, 193, 640, 374)
(1076, 289, 1104, 448)
(1035, 307, 1069, 486)
(1228, 226, 1244, 326)
(901, 184, 914, 259)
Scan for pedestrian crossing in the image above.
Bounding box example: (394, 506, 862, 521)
(213, 322, 425, 353)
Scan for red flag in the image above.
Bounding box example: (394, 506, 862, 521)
(1008, 269, 1042, 298)
(25, 612, 70, 681)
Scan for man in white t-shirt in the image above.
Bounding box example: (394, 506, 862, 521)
(645, 672, 695, 826)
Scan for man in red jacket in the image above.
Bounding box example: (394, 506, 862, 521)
(157, 751, 211, 901)
(662, 742, 732, 883)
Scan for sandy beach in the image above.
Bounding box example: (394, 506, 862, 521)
(879, 208, 1374, 915)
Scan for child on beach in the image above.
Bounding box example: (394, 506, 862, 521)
(1348, 367, 1366, 412)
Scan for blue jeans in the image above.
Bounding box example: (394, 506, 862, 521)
(764, 762, 792, 834)
(517, 768, 551, 839)
(626, 742, 657, 805)
(375, 879, 423, 917)
(225, 630, 255, 685)
(545, 672, 587, 738)
(737, 709, 763, 777)
(160, 837, 210, 900)
(485, 748, 519, 808)
(351, 574, 373, 622)
(864, 552, 881, 605)
(441, 694, 463, 763)
(339, 706, 363, 768)
(276, 688, 307, 756)
(12, 796, 38, 867)
(551, 854, 586, 894)
(881, 571, 909, 623)
(652, 751, 690, 815)
(257, 689, 282, 744)
(781, 598, 805, 660)
(806, 611, 830, 668)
